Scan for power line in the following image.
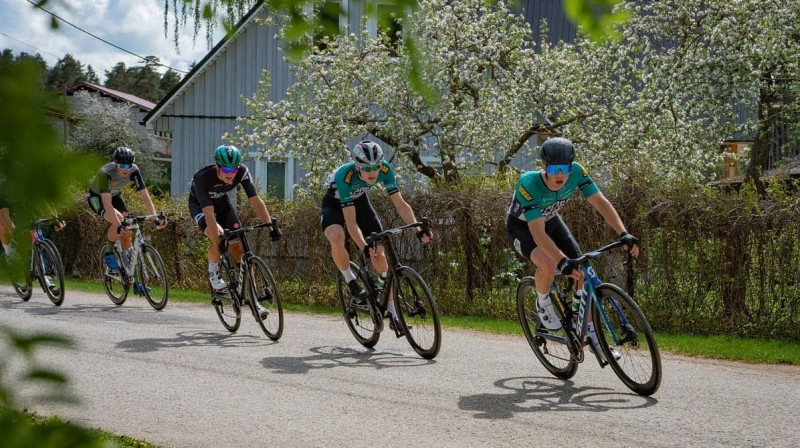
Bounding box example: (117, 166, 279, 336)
(0, 31, 62, 59)
(26, 0, 188, 74)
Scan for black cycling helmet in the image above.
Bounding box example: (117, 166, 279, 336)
(540, 137, 575, 165)
(113, 147, 135, 164)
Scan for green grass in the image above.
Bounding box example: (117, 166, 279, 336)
(0, 406, 165, 448)
(51, 279, 800, 365)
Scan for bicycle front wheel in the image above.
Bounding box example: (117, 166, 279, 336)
(336, 261, 380, 348)
(212, 258, 241, 332)
(98, 245, 128, 305)
(37, 240, 65, 306)
(11, 256, 33, 301)
(516, 277, 577, 379)
(592, 283, 662, 396)
(247, 256, 283, 341)
(393, 266, 441, 360)
(138, 244, 169, 310)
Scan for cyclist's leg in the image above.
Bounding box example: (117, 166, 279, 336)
(357, 196, 386, 276)
(506, 217, 547, 291)
(216, 198, 243, 262)
(0, 206, 14, 255)
(322, 195, 350, 271)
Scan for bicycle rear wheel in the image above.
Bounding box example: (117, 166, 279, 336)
(337, 262, 381, 348)
(138, 244, 169, 310)
(516, 277, 578, 379)
(212, 259, 241, 332)
(392, 266, 441, 360)
(37, 240, 65, 306)
(247, 256, 283, 340)
(98, 245, 129, 305)
(592, 283, 662, 396)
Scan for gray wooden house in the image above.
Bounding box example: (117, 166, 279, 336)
(142, 0, 578, 198)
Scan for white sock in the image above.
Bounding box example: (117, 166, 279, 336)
(3, 243, 13, 257)
(587, 322, 598, 342)
(208, 261, 219, 275)
(340, 268, 356, 282)
(537, 291, 550, 304)
(387, 301, 398, 319)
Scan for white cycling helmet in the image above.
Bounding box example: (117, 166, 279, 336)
(351, 140, 384, 167)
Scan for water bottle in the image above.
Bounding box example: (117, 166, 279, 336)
(572, 290, 582, 313)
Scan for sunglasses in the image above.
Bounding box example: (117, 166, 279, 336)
(219, 166, 239, 174)
(117, 163, 132, 170)
(360, 165, 380, 173)
(545, 164, 572, 175)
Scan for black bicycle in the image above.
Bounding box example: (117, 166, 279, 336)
(210, 221, 284, 341)
(516, 241, 662, 396)
(12, 218, 65, 306)
(98, 213, 169, 310)
(336, 219, 441, 359)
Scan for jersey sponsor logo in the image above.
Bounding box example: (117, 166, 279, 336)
(541, 199, 567, 221)
(344, 170, 353, 184)
(578, 163, 589, 177)
(380, 163, 390, 174)
(519, 186, 533, 202)
(350, 186, 370, 199)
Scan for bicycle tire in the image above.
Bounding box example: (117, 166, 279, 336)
(98, 245, 129, 305)
(37, 240, 65, 306)
(11, 253, 33, 301)
(138, 244, 169, 310)
(247, 256, 284, 340)
(212, 257, 241, 332)
(592, 283, 662, 396)
(516, 277, 578, 379)
(337, 261, 381, 348)
(392, 266, 441, 359)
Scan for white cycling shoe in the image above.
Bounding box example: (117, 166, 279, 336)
(209, 272, 227, 291)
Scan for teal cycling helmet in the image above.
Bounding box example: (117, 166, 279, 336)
(214, 145, 241, 168)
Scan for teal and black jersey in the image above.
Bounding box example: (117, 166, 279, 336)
(507, 162, 599, 223)
(323, 161, 399, 207)
(89, 163, 146, 196)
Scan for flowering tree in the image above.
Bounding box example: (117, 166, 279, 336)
(68, 91, 138, 158)
(554, 0, 800, 184)
(234, 0, 594, 183)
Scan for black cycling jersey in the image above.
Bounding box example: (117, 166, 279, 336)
(188, 164, 258, 208)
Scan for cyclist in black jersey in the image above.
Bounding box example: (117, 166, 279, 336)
(87, 147, 165, 274)
(188, 145, 281, 290)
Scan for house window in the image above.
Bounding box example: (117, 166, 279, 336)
(266, 162, 286, 199)
(377, 3, 403, 56)
(313, 1, 346, 52)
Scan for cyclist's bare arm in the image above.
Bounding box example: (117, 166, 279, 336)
(343, 205, 368, 251)
(389, 191, 432, 242)
(586, 193, 638, 257)
(248, 195, 272, 223)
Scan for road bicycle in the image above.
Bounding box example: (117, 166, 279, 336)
(516, 241, 662, 396)
(12, 218, 65, 306)
(336, 219, 441, 359)
(98, 213, 168, 310)
(210, 221, 283, 341)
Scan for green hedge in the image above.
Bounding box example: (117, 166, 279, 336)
(50, 179, 800, 340)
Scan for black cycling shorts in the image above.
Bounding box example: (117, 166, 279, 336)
(188, 196, 242, 232)
(506, 214, 581, 261)
(321, 193, 382, 238)
(87, 193, 128, 216)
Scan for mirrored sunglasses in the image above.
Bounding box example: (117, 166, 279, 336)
(361, 165, 380, 172)
(219, 166, 239, 174)
(545, 164, 572, 175)
(118, 163, 132, 170)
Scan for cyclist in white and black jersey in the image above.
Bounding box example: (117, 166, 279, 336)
(87, 147, 165, 274)
(188, 145, 281, 290)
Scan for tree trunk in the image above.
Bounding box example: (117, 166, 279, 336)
(745, 77, 778, 186)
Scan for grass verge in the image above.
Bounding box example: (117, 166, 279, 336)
(52, 278, 799, 365)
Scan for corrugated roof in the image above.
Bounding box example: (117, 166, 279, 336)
(64, 82, 156, 111)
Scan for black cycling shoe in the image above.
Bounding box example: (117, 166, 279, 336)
(389, 316, 406, 338)
(348, 280, 368, 304)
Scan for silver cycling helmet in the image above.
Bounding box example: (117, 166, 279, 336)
(351, 140, 384, 167)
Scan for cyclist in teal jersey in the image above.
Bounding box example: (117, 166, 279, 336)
(506, 137, 639, 361)
(322, 140, 432, 332)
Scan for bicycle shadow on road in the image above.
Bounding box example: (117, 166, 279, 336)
(116, 330, 273, 353)
(459, 376, 657, 419)
(261, 345, 434, 374)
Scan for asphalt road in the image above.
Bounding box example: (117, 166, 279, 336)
(1, 286, 798, 448)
